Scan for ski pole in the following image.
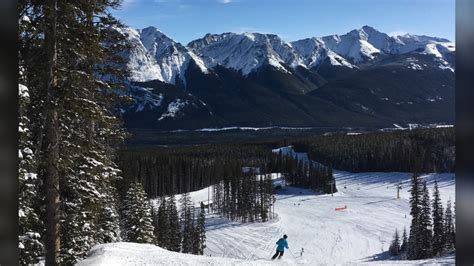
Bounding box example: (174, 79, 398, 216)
(288, 248, 297, 259)
(268, 247, 275, 258)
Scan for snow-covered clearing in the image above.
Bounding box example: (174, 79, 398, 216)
(202, 171, 454, 264)
(79, 147, 455, 265)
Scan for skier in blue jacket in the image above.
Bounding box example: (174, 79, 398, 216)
(271, 234, 289, 259)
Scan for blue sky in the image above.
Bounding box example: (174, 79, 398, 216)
(111, 0, 455, 44)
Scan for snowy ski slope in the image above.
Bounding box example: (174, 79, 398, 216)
(79, 147, 455, 265)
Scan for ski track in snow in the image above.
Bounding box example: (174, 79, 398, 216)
(79, 146, 455, 265)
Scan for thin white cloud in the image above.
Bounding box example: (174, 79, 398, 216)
(121, 0, 138, 9)
(219, 0, 232, 4)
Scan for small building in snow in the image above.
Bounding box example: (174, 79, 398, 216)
(242, 167, 260, 174)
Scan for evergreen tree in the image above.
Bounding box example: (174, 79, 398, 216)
(431, 181, 445, 256)
(407, 173, 422, 259)
(97, 199, 121, 244)
(400, 227, 408, 257)
(444, 199, 455, 251)
(18, 84, 44, 265)
(151, 205, 159, 244)
(190, 206, 200, 255)
(120, 183, 155, 243)
(180, 193, 194, 253)
(19, 0, 129, 264)
(167, 195, 182, 252)
(155, 196, 169, 248)
(389, 229, 401, 256)
(418, 180, 433, 259)
(196, 202, 206, 255)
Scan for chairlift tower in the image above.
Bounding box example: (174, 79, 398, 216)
(396, 182, 402, 199)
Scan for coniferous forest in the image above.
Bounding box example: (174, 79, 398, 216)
(118, 144, 337, 198)
(294, 128, 455, 173)
(118, 144, 336, 222)
(388, 175, 455, 260)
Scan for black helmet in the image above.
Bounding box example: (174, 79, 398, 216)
(283, 234, 288, 239)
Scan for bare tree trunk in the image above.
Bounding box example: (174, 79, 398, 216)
(43, 0, 60, 264)
(44, 110, 60, 265)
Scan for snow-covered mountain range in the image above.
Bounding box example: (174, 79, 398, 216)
(115, 25, 455, 133)
(118, 25, 454, 83)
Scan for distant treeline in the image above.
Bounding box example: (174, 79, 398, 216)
(118, 128, 453, 200)
(118, 144, 275, 198)
(292, 128, 455, 173)
(271, 152, 337, 194)
(118, 141, 337, 200)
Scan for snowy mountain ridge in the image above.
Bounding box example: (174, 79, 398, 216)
(117, 26, 455, 131)
(187, 32, 305, 75)
(116, 26, 208, 85)
(119, 25, 454, 84)
(297, 25, 454, 65)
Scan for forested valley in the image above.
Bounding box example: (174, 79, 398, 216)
(293, 128, 455, 173)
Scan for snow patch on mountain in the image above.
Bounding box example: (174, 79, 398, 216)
(158, 99, 188, 121)
(115, 26, 209, 85)
(139, 26, 208, 84)
(115, 27, 164, 82)
(320, 28, 382, 63)
(291, 38, 357, 69)
(126, 86, 165, 113)
(408, 62, 423, 71)
(134, 88, 164, 112)
(422, 43, 443, 58)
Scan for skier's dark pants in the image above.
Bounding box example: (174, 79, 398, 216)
(272, 250, 284, 259)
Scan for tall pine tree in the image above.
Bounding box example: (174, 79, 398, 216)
(120, 183, 155, 243)
(407, 173, 422, 259)
(19, 0, 129, 264)
(400, 227, 408, 258)
(155, 196, 169, 248)
(389, 229, 401, 256)
(180, 193, 194, 253)
(444, 199, 455, 251)
(418, 180, 433, 259)
(431, 180, 445, 256)
(167, 195, 182, 252)
(18, 84, 44, 265)
(196, 202, 206, 255)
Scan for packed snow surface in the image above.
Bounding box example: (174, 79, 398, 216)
(80, 146, 455, 265)
(78, 242, 454, 265)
